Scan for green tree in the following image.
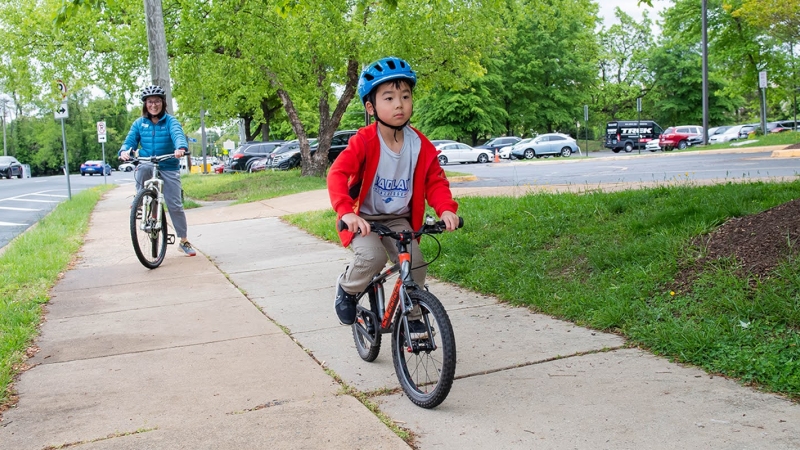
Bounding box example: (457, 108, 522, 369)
(596, 8, 656, 121)
(504, 0, 600, 135)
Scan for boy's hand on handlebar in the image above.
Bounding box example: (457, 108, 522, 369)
(340, 213, 371, 235)
(440, 211, 460, 231)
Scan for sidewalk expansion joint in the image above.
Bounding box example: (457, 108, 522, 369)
(39, 426, 158, 450)
(454, 345, 627, 382)
(35, 334, 275, 366)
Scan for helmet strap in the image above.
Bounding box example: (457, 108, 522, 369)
(373, 111, 409, 143)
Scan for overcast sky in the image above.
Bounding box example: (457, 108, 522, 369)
(596, 0, 670, 31)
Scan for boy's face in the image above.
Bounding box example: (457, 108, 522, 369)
(366, 80, 413, 127)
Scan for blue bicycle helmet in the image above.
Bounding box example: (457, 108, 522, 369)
(357, 57, 417, 105)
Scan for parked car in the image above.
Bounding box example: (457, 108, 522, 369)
(248, 156, 271, 173)
(0, 156, 23, 178)
(475, 136, 521, 157)
(771, 120, 797, 133)
(499, 138, 534, 159)
(268, 139, 318, 170)
(510, 133, 580, 159)
(659, 125, 703, 150)
(80, 160, 112, 176)
(645, 139, 661, 152)
(430, 140, 457, 147)
(229, 141, 286, 171)
(435, 142, 493, 165)
(708, 125, 744, 144)
(738, 124, 758, 139)
(118, 162, 135, 172)
(308, 130, 357, 164)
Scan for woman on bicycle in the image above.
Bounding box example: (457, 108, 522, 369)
(118, 85, 196, 257)
(328, 57, 459, 325)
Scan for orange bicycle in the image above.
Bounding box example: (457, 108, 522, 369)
(338, 216, 463, 408)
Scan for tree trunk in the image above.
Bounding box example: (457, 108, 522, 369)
(143, 0, 173, 113)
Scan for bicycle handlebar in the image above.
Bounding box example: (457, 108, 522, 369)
(122, 151, 191, 165)
(337, 216, 464, 235)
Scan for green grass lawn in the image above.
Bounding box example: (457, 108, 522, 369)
(0, 185, 113, 407)
(285, 180, 800, 400)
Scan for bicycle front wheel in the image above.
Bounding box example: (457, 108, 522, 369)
(130, 189, 168, 269)
(391, 289, 456, 409)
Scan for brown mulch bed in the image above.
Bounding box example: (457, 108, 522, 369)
(672, 198, 800, 292)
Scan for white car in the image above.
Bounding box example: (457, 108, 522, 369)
(435, 142, 493, 165)
(645, 140, 661, 152)
(118, 162, 135, 172)
(709, 125, 744, 144)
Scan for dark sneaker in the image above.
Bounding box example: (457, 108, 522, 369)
(178, 241, 197, 257)
(334, 274, 357, 325)
(408, 319, 429, 340)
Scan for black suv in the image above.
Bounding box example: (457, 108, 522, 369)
(311, 130, 357, 163)
(229, 141, 286, 171)
(475, 136, 521, 156)
(267, 130, 357, 170)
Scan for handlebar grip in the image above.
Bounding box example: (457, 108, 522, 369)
(458, 216, 464, 229)
(337, 220, 348, 232)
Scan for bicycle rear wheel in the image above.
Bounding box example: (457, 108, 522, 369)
(130, 189, 168, 269)
(391, 289, 456, 409)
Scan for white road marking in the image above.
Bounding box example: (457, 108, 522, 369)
(0, 221, 27, 226)
(0, 206, 41, 212)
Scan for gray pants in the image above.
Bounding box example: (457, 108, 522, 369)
(134, 164, 188, 240)
(340, 215, 426, 295)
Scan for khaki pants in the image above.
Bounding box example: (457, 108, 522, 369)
(339, 215, 426, 295)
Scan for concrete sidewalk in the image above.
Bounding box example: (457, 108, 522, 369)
(2, 185, 800, 449)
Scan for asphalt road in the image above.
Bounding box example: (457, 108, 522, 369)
(0, 171, 135, 250)
(449, 149, 800, 187)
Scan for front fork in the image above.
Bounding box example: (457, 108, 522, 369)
(140, 180, 164, 232)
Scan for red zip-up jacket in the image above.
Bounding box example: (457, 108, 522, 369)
(328, 123, 458, 247)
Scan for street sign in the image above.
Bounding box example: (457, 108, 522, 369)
(759, 71, 767, 89)
(55, 101, 69, 119)
(97, 121, 107, 143)
(56, 80, 67, 99)
(188, 137, 198, 143)
(583, 105, 588, 122)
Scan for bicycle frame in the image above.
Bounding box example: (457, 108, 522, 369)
(357, 229, 436, 353)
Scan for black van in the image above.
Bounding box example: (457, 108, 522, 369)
(605, 121, 663, 153)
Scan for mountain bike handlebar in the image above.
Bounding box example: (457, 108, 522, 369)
(122, 152, 191, 165)
(337, 216, 464, 236)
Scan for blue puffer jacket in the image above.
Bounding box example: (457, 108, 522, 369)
(119, 114, 188, 172)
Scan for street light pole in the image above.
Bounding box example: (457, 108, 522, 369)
(1, 99, 7, 156)
(701, 0, 709, 145)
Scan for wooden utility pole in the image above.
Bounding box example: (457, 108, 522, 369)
(143, 0, 173, 113)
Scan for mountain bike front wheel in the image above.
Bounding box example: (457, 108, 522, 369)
(130, 188, 168, 269)
(391, 289, 456, 409)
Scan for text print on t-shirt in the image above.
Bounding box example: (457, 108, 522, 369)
(373, 176, 410, 204)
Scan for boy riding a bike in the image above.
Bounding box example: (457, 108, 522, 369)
(328, 56, 459, 328)
(118, 85, 196, 257)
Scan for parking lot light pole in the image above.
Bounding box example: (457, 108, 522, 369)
(702, 0, 709, 145)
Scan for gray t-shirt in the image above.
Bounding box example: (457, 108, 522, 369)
(361, 126, 421, 216)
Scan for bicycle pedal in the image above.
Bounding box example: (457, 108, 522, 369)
(167, 234, 176, 245)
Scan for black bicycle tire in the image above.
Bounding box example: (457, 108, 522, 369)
(130, 189, 168, 269)
(352, 292, 382, 361)
(391, 289, 456, 409)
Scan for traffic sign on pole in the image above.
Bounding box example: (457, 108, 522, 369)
(55, 101, 69, 119)
(56, 80, 67, 99)
(97, 121, 107, 143)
